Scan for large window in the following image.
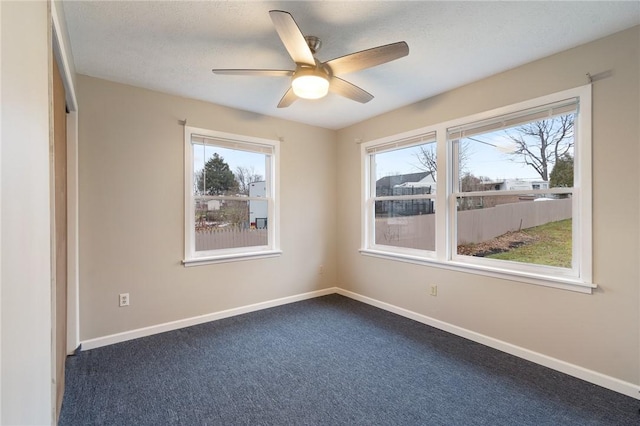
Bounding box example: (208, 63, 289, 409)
(362, 86, 592, 292)
(183, 126, 280, 265)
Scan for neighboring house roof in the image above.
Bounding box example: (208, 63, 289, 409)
(376, 172, 430, 189)
(376, 171, 435, 196)
(396, 172, 437, 187)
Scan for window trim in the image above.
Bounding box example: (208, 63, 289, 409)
(361, 85, 593, 293)
(183, 126, 281, 266)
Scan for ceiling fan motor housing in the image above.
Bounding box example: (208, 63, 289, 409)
(305, 36, 322, 54)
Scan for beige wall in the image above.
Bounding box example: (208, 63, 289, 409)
(336, 26, 640, 385)
(77, 76, 337, 340)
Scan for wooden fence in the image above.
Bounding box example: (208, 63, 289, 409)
(375, 198, 572, 250)
(196, 227, 268, 251)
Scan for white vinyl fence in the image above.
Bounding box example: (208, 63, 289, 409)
(375, 198, 572, 250)
(196, 228, 268, 251)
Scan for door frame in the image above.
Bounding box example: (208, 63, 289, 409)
(52, 0, 79, 356)
(51, 7, 79, 423)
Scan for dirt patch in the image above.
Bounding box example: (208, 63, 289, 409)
(458, 230, 540, 257)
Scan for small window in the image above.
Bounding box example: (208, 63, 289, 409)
(183, 126, 280, 265)
(363, 133, 437, 256)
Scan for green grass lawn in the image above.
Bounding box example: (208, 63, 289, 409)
(487, 219, 572, 268)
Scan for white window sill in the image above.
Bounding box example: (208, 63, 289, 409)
(359, 249, 596, 294)
(183, 250, 282, 267)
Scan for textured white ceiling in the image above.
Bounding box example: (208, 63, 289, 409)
(62, 1, 639, 130)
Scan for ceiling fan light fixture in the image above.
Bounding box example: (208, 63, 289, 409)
(291, 69, 329, 100)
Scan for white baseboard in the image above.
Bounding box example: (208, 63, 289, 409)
(80, 286, 639, 400)
(336, 288, 640, 400)
(81, 287, 338, 351)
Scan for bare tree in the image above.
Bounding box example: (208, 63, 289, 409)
(416, 141, 469, 175)
(416, 143, 437, 174)
(234, 166, 263, 195)
(460, 172, 483, 192)
(505, 115, 574, 181)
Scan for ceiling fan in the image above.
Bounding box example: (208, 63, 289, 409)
(212, 10, 409, 108)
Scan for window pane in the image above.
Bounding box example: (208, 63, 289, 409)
(456, 195, 572, 268)
(374, 200, 435, 251)
(455, 114, 575, 192)
(192, 141, 270, 252)
(374, 142, 436, 197)
(195, 198, 268, 251)
(193, 143, 267, 196)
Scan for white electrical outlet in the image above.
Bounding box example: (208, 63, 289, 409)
(430, 285, 438, 297)
(119, 293, 130, 307)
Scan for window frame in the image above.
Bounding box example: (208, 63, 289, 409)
(361, 85, 593, 293)
(183, 126, 281, 266)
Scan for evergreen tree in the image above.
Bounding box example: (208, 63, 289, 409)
(549, 154, 574, 187)
(196, 153, 238, 195)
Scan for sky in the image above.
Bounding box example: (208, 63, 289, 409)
(193, 143, 266, 178)
(375, 128, 573, 183)
(195, 119, 573, 185)
(461, 132, 541, 181)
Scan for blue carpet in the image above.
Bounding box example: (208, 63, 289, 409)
(59, 294, 639, 425)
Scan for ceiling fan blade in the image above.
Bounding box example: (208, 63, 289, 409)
(329, 77, 374, 104)
(325, 41, 409, 75)
(212, 69, 294, 77)
(277, 87, 298, 108)
(269, 10, 315, 66)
